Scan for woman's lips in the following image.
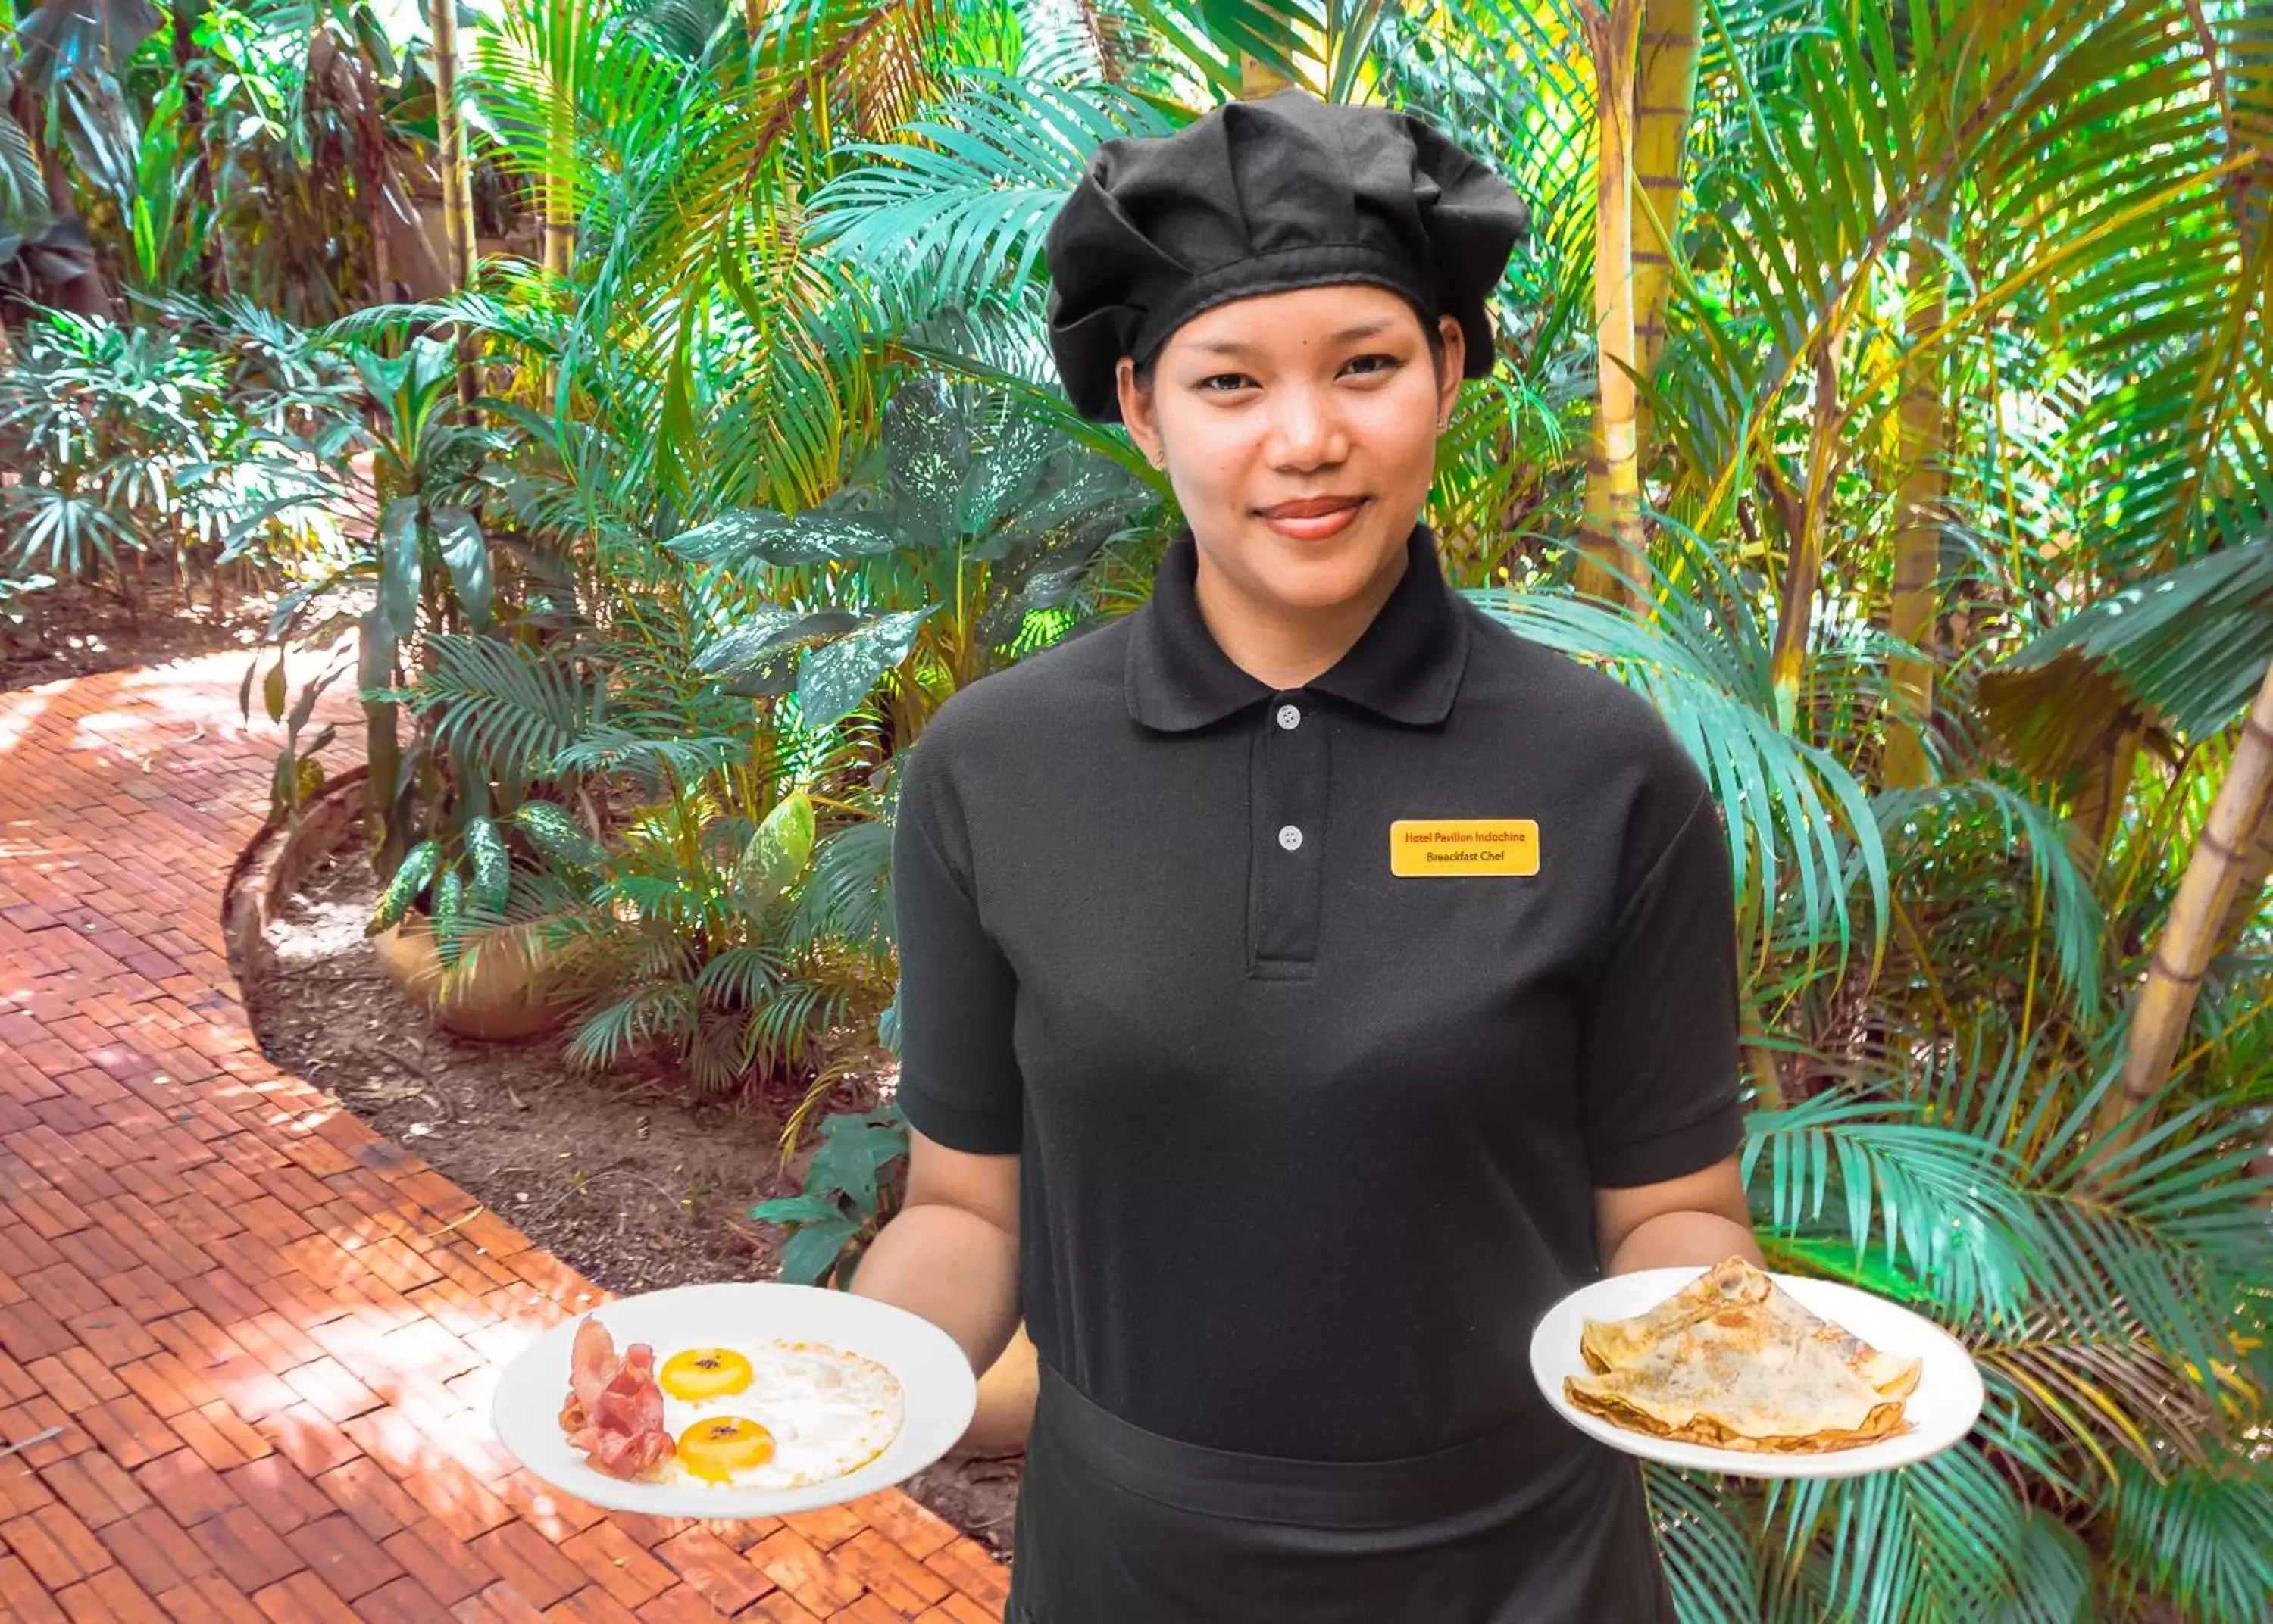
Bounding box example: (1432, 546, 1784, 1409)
(1258, 497, 1367, 540)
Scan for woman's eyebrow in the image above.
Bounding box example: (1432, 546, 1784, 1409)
(1188, 320, 1398, 358)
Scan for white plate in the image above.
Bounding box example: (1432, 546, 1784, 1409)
(491, 1281, 977, 1517)
(1528, 1266, 1983, 1479)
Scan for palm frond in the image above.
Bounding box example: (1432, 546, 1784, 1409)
(1647, 1465, 1765, 1624)
(1762, 1445, 2028, 1624)
(402, 633, 601, 783)
(794, 816, 895, 957)
(805, 70, 1177, 321)
(1474, 533, 1889, 974)
(1872, 780, 2106, 1019)
(1743, 1088, 2037, 1324)
(2105, 1448, 2273, 1624)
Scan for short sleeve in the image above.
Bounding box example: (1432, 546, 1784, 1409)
(1577, 772, 1746, 1188)
(888, 733, 1025, 1154)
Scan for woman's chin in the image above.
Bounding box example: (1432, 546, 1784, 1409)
(1233, 523, 1399, 603)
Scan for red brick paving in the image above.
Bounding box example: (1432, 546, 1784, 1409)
(0, 659, 1011, 1622)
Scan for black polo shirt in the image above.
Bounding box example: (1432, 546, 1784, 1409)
(888, 521, 1744, 1461)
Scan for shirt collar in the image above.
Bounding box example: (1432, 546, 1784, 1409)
(1125, 520, 1472, 732)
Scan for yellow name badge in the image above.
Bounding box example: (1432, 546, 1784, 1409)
(1389, 818, 1540, 876)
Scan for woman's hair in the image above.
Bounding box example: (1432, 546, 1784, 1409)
(1128, 296, 1450, 401)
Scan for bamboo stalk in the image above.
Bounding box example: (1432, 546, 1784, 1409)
(1574, 0, 1646, 610)
(1626, 0, 1700, 461)
(1766, 319, 1847, 732)
(2092, 661, 2273, 1157)
(1239, 52, 1292, 98)
(1884, 196, 1952, 789)
(542, 0, 580, 279)
(431, 0, 481, 405)
(2212, 798, 2273, 956)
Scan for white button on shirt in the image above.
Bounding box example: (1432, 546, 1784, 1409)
(1276, 704, 1302, 730)
(1277, 825, 1304, 851)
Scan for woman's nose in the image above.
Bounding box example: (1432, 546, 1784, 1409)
(1263, 386, 1347, 470)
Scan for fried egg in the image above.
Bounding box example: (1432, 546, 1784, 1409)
(655, 1338, 904, 1491)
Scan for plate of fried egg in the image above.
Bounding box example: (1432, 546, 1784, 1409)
(490, 1282, 977, 1516)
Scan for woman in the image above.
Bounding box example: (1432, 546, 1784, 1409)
(852, 88, 1765, 1622)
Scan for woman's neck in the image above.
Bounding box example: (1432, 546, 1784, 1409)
(1188, 539, 1410, 693)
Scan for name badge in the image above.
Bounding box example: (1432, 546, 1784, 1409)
(1390, 818, 1540, 876)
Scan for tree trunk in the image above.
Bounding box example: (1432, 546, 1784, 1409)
(542, 0, 579, 278)
(2065, 714, 2144, 879)
(170, 0, 224, 298)
(430, 0, 481, 404)
(2092, 663, 2273, 1157)
(1626, 0, 1700, 463)
(1766, 321, 1847, 732)
(1884, 195, 1952, 789)
(1574, 0, 1646, 610)
(2212, 796, 2273, 954)
(18, 83, 113, 320)
(1239, 52, 1292, 98)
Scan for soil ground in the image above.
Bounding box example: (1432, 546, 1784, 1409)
(3, 571, 278, 689)
(243, 831, 1026, 1557)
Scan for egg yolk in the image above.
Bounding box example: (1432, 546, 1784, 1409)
(677, 1416, 775, 1483)
(658, 1348, 753, 1402)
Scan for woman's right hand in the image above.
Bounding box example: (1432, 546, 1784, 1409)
(849, 1125, 1022, 1379)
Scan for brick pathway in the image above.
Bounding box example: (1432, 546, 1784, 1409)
(0, 657, 1011, 1622)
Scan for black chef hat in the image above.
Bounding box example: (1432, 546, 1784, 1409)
(1043, 87, 1529, 424)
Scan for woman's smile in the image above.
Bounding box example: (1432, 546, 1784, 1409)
(1257, 495, 1369, 541)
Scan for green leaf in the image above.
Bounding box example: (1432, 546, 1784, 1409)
(1766, 1446, 2028, 1624)
(1984, 1508, 2094, 1624)
(771, 516, 909, 567)
(261, 656, 286, 724)
(511, 800, 602, 867)
(432, 866, 465, 944)
(750, 1194, 848, 1226)
(668, 508, 902, 570)
(352, 345, 414, 411)
(695, 605, 849, 676)
(884, 376, 972, 540)
(370, 839, 441, 935)
(1647, 1466, 1764, 1624)
(1982, 536, 2273, 777)
(736, 792, 815, 912)
(795, 607, 937, 732)
(805, 1114, 908, 1216)
(665, 508, 796, 567)
(2106, 1449, 2273, 1624)
(377, 497, 421, 642)
(463, 816, 510, 914)
(434, 506, 491, 632)
(776, 1214, 861, 1285)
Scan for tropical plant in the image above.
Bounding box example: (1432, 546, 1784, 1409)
(0, 306, 339, 601)
(749, 1098, 909, 1288)
(8, 0, 2272, 1613)
(671, 370, 1150, 744)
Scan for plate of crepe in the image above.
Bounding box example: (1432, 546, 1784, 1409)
(490, 1282, 978, 1516)
(1529, 1257, 1982, 1477)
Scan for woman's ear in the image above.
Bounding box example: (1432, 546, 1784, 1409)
(1117, 357, 1166, 470)
(1434, 314, 1467, 431)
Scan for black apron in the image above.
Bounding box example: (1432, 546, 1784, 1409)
(1004, 1360, 1678, 1623)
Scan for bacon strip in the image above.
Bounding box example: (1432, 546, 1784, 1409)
(558, 1317, 675, 1481)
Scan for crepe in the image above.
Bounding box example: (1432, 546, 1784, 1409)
(1562, 1257, 1920, 1454)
